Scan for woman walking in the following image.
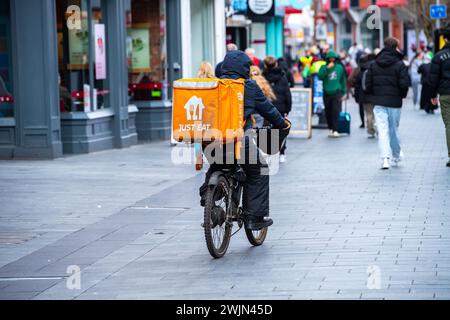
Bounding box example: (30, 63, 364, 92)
(263, 56, 292, 162)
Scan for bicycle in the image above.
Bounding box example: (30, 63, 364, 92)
(202, 164, 267, 259)
(201, 119, 291, 259)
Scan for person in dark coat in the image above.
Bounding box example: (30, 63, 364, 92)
(428, 23, 450, 167)
(351, 53, 376, 137)
(263, 56, 292, 162)
(277, 57, 295, 88)
(365, 37, 411, 170)
(418, 53, 436, 114)
(215, 43, 238, 77)
(200, 50, 289, 230)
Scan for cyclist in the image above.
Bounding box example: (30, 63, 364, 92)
(200, 50, 290, 231)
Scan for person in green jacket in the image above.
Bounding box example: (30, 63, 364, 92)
(318, 50, 347, 137)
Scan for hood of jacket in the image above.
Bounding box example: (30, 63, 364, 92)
(325, 50, 339, 60)
(220, 50, 251, 80)
(375, 48, 404, 68)
(263, 67, 285, 83)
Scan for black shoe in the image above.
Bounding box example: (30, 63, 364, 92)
(200, 195, 206, 207)
(446, 160, 450, 168)
(245, 216, 273, 230)
(359, 124, 365, 129)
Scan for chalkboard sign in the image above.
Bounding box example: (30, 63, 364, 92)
(289, 88, 312, 139)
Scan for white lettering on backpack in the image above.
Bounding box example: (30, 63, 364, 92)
(184, 96, 205, 121)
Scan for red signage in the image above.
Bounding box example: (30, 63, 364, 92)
(339, 0, 350, 10)
(321, 0, 330, 11)
(359, 0, 372, 9)
(376, 0, 407, 7)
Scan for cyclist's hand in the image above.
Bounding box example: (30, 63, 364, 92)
(282, 118, 291, 130)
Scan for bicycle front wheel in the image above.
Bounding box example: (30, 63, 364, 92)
(203, 175, 232, 258)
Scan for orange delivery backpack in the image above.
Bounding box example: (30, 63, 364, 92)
(172, 78, 245, 147)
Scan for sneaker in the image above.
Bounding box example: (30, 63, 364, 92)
(279, 154, 286, 163)
(328, 130, 334, 137)
(245, 216, 273, 230)
(368, 133, 376, 139)
(332, 131, 340, 138)
(381, 158, 390, 170)
(391, 151, 404, 167)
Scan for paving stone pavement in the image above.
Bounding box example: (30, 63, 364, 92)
(0, 97, 449, 300)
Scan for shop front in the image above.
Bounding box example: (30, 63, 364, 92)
(0, 0, 183, 159)
(0, 0, 14, 158)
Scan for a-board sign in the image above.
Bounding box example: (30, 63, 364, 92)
(289, 88, 312, 139)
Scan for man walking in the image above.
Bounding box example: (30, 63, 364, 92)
(365, 37, 410, 169)
(428, 24, 450, 167)
(318, 50, 347, 138)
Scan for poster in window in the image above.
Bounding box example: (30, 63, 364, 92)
(128, 28, 150, 72)
(68, 19, 89, 67)
(94, 24, 107, 80)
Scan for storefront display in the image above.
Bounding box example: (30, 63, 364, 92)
(56, 0, 109, 112)
(126, 0, 167, 102)
(0, 0, 13, 118)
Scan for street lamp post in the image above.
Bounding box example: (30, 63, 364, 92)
(436, 0, 441, 29)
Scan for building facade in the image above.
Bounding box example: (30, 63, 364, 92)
(0, 0, 226, 159)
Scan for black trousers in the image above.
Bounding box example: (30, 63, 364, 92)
(323, 93, 342, 132)
(359, 103, 365, 125)
(199, 139, 270, 218)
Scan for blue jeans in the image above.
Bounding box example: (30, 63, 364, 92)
(373, 105, 402, 159)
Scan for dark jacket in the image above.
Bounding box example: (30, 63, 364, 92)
(277, 58, 295, 88)
(215, 61, 223, 78)
(418, 62, 431, 85)
(263, 67, 292, 115)
(364, 48, 410, 108)
(220, 50, 286, 130)
(352, 54, 375, 104)
(429, 43, 450, 97)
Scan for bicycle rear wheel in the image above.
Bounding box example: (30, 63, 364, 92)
(203, 175, 232, 258)
(245, 227, 268, 246)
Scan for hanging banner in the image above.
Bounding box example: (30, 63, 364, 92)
(321, 0, 330, 11)
(339, 0, 350, 10)
(376, 0, 407, 7)
(94, 24, 107, 80)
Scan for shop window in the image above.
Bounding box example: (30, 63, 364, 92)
(0, 0, 14, 118)
(360, 13, 380, 51)
(56, 0, 109, 113)
(125, 0, 167, 102)
(190, 0, 215, 76)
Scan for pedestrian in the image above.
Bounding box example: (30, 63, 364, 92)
(418, 53, 437, 114)
(263, 56, 292, 162)
(317, 50, 347, 138)
(250, 65, 276, 128)
(245, 48, 262, 68)
(428, 23, 450, 167)
(355, 53, 377, 138)
(277, 57, 295, 88)
(197, 61, 215, 79)
(410, 49, 424, 108)
(215, 43, 238, 77)
(364, 37, 411, 170)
